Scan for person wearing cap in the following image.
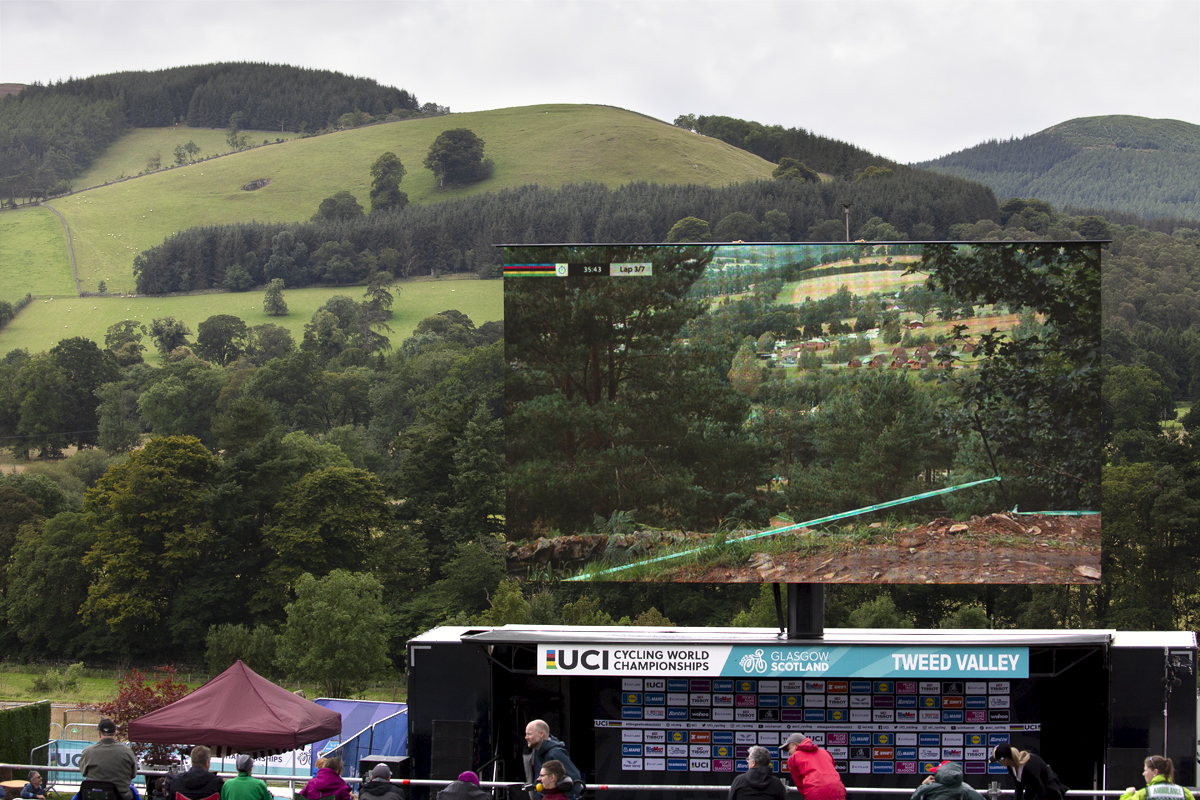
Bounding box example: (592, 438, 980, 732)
(220, 756, 272, 800)
(728, 746, 786, 800)
(991, 744, 1068, 800)
(168, 746, 224, 800)
(1119, 755, 1194, 800)
(912, 762, 984, 800)
(79, 718, 139, 800)
(360, 764, 405, 800)
(435, 771, 489, 800)
(299, 757, 354, 800)
(784, 733, 846, 800)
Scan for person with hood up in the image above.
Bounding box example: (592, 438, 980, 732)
(992, 744, 1068, 800)
(360, 765, 405, 800)
(299, 757, 354, 800)
(220, 756, 272, 800)
(784, 733, 846, 800)
(1118, 756, 1194, 800)
(728, 747, 786, 800)
(912, 762, 984, 800)
(523, 721, 581, 800)
(436, 771, 490, 800)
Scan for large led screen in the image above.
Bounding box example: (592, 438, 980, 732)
(503, 242, 1100, 584)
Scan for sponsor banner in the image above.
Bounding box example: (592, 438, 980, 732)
(537, 645, 1028, 677)
(645, 758, 666, 771)
(874, 762, 895, 774)
(622, 744, 643, 756)
(714, 759, 735, 772)
(622, 758, 642, 770)
(622, 729, 643, 742)
(850, 762, 871, 774)
(896, 761, 918, 775)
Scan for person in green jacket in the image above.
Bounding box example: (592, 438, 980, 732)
(219, 756, 272, 800)
(1119, 756, 1195, 800)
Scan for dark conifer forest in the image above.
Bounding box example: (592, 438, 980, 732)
(0, 63, 423, 201)
(131, 174, 1001, 294)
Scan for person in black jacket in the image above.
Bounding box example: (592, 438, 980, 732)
(992, 744, 1068, 800)
(359, 765, 404, 800)
(168, 746, 224, 800)
(523, 721, 581, 800)
(728, 747, 786, 800)
(436, 771, 490, 800)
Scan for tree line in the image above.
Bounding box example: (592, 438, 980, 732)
(674, 113, 903, 180)
(132, 173, 1001, 294)
(0, 62, 427, 204)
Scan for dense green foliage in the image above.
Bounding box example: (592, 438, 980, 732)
(0, 92, 126, 201)
(0, 309, 504, 663)
(0, 62, 425, 204)
(131, 175, 999, 294)
(676, 113, 903, 180)
(0, 700, 50, 763)
(917, 116, 1200, 220)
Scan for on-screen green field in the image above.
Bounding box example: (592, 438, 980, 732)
(0, 207, 78, 297)
(30, 104, 773, 295)
(0, 276, 502, 361)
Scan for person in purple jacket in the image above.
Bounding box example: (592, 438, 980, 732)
(299, 757, 354, 800)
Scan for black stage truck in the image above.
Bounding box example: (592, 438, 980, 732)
(407, 625, 1197, 800)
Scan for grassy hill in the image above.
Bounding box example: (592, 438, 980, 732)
(4, 105, 774, 298)
(916, 115, 1200, 220)
(0, 274, 501, 362)
(74, 127, 302, 187)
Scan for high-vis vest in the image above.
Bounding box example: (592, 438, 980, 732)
(1146, 784, 1186, 800)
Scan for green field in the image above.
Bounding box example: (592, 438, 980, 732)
(0, 275, 501, 361)
(0, 207, 78, 297)
(22, 105, 772, 295)
(75, 127, 302, 188)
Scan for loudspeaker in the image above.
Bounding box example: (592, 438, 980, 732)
(430, 719, 475, 778)
(360, 755, 412, 783)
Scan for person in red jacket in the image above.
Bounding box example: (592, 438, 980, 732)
(784, 733, 846, 800)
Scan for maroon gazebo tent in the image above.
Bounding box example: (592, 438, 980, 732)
(127, 660, 341, 757)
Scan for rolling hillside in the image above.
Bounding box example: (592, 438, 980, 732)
(20, 104, 775, 296)
(916, 115, 1200, 220)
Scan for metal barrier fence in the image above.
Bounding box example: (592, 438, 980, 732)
(5, 765, 1196, 798)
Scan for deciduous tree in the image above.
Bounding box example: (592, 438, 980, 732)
(369, 152, 408, 213)
(423, 129, 490, 187)
(274, 570, 392, 698)
(195, 314, 250, 366)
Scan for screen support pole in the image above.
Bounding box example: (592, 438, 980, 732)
(787, 583, 825, 640)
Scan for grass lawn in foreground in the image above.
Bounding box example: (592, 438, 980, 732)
(0, 275, 501, 361)
(0, 206, 78, 298)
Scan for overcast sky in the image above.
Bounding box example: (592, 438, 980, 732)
(2, 0, 1197, 164)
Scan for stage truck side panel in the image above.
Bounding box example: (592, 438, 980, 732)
(407, 627, 1197, 799)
